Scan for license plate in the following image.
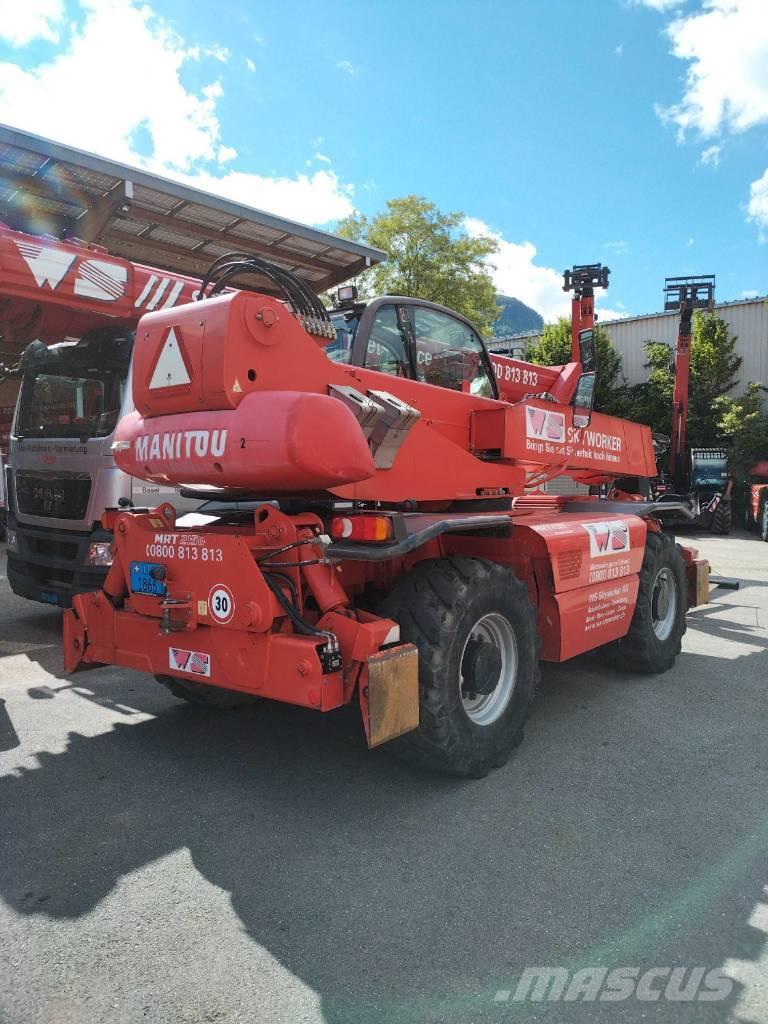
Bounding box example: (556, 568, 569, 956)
(130, 561, 167, 597)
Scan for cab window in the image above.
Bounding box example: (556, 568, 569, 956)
(412, 307, 494, 397)
(363, 304, 411, 377)
(327, 312, 359, 364)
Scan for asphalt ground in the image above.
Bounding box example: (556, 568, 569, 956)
(0, 530, 766, 1024)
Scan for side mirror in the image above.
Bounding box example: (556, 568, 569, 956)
(578, 329, 598, 373)
(572, 371, 596, 429)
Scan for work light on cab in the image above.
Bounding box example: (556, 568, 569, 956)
(330, 514, 393, 542)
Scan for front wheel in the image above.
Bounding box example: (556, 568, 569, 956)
(378, 557, 540, 778)
(711, 497, 731, 535)
(603, 531, 687, 674)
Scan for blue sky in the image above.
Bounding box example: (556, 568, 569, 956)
(1, 0, 766, 321)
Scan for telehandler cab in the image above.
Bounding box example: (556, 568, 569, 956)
(64, 254, 708, 777)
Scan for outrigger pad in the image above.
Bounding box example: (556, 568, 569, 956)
(363, 645, 420, 748)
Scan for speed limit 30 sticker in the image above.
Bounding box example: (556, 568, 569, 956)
(208, 584, 235, 623)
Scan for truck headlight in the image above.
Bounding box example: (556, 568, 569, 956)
(85, 541, 114, 566)
(5, 528, 18, 552)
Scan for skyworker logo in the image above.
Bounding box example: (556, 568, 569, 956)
(583, 520, 630, 557)
(525, 406, 565, 444)
(169, 647, 211, 677)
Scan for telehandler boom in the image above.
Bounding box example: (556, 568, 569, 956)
(64, 255, 709, 777)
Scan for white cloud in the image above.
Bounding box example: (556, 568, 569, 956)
(336, 60, 358, 76)
(465, 218, 568, 321)
(205, 43, 229, 63)
(687, 236, 695, 246)
(740, 289, 759, 298)
(0, 0, 356, 225)
(595, 306, 629, 323)
(173, 167, 355, 224)
(603, 240, 629, 254)
(0, 0, 64, 46)
(747, 168, 768, 234)
(633, 0, 682, 9)
(700, 143, 721, 167)
(655, 2, 768, 232)
(615, 43, 624, 56)
(659, 1, 768, 137)
(465, 219, 630, 324)
(244, 57, 256, 72)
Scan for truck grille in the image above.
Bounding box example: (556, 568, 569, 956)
(15, 471, 91, 520)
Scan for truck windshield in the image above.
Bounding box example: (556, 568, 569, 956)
(16, 365, 126, 440)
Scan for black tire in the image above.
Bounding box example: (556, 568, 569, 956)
(760, 492, 768, 543)
(155, 674, 260, 709)
(377, 557, 540, 778)
(711, 497, 731, 535)
(603, 531, 687, 674)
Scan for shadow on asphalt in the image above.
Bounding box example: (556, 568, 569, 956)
(1, 616, 767, 1023)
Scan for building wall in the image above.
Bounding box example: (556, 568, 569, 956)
(500, 296, 768, 398)
(600, 297, 768, 393)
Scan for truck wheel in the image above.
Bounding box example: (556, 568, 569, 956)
(711, 498, 731, 535)
(155, 675, 260, 709)
(604, 532, 687, 674)
(760, 493, 768, 543)
(378, 558, 540, 778)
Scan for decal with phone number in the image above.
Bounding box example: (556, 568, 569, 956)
(145, 536, 223, 562)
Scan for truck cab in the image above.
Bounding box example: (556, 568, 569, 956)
(5, 327, 190, 606)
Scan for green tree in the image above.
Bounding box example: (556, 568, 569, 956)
(335, 196, 500, 334)
(628, 311, 743, 448)
(714, 383, 768, 477)
(525, 317, 629, 417)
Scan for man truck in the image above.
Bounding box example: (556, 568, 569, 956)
(0, 125, 382, 605)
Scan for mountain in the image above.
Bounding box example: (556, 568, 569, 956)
(492, 295, 544, 336)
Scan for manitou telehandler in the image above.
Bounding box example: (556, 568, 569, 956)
(63, 251, 709, 777)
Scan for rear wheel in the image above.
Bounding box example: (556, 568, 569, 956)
(711, 497, 732, 535)
(378, 557, 540, 778)
(155, 675, 260, 709)
(603, 531, 687, 674)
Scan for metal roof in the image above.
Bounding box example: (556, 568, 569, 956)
(0, 124, 384, 293)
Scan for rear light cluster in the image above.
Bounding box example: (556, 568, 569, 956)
(329, 514, 393, 543)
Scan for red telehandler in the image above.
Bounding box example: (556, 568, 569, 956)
(652, 276, 732, 534)
(63, 253, 710, 777)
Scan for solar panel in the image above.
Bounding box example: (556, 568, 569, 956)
(0, 124, 384, 294)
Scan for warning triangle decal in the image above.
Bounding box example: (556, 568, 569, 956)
(148, 327, 192, 389)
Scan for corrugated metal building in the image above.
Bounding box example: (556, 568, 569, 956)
(489, 295, 768, 396)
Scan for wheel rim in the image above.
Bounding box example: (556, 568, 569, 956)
(460, 613, 517, 726)
(651, 567, 678, 640)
